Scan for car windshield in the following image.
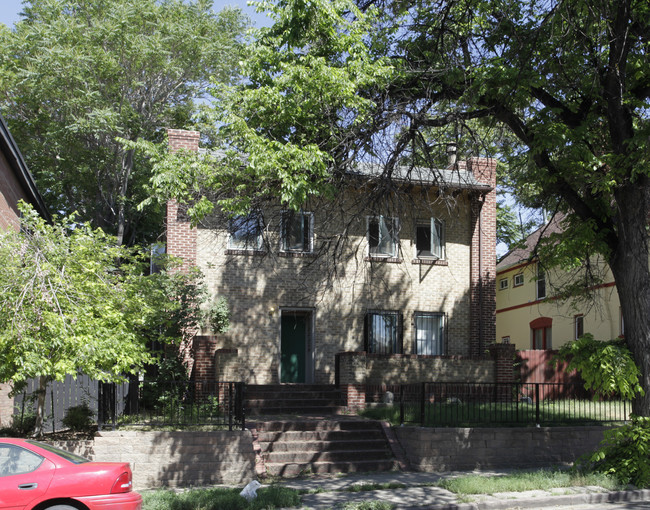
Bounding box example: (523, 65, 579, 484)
(26, 440, 90, 464)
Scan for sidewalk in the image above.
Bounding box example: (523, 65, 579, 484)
(272, 470, 650, 510)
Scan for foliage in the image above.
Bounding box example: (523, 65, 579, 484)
(0, 203, 155, 387)
(0, 0, 249, 245)
(577, 416, 650, 488)
(555, 334, 644, 401)
(141, 485, 301, 510)
(62, 403, 95, 432)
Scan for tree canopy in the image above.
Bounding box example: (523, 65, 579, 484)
(0, 203, 226, 435)
(145, 0, 650, 412)
(0, 0, 249, 245)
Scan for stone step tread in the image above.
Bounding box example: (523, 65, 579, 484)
(247, 398, 343, 406)
(256, 430, 385, 443)
(265, 449, 391, 463)
(264, 459, 396, 476)
(253, 420, 382, 432)
(247, 406, 346, 416)
(260, 438, 388, 452)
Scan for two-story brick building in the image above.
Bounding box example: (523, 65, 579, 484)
(166, 129, 509, 397)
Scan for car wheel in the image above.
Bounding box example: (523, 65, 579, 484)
(44, 506, 78, 510)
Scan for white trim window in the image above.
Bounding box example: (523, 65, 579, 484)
(499, 278, 509, 290)
(574, 315, 584, 340)
(514, 273, 524, 287)
(281, 210, 313, 252)
(414, 312, 445, 355)
(536, 264, 546, 299)
(228, 212, 263, 250)
(415, 218, 444, 259)
(367, 216, 399, 257)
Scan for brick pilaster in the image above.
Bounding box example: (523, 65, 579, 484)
(469, 157, 497, 358)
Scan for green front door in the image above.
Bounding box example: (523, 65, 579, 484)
(281, 313, 307, 383)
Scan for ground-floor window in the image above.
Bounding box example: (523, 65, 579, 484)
(530, 317, 552, 349)
(414, 312, 445, 355)
(365, 310, 402, 354)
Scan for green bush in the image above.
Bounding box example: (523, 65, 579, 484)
(62, 403, 95, 431)
(578, 415, 650, 487)
(10, 411, 36, 436)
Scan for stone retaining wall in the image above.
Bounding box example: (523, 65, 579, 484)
(52, 430, 256, 489)
(395, 425, 607, 471)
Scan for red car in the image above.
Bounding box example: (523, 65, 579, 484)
(0, 438, 142, 510)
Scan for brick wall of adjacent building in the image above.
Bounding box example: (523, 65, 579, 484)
(52, 430, 255, 488)
(166, 129, 497, 384)
(0, 149, 26, 231)
(395, 425, 608, 471)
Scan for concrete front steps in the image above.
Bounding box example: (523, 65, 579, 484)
(246, 384, 345, 415)
(253, 418, 396, 477)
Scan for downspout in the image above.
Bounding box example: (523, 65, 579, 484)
(478, 196, 483, 355)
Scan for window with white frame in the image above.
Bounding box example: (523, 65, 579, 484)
(367, 216, 399, 257)
(414, 312, 445, 355)
(499, 278, 509, 290)
(514, 273, 524, 287)
(228, 213, 263, 250)
(415, 218, 444, 259)
(281, 210, 313, 252)
(574, 315, 584, 340)
(364, 310, 402, 354)
(536, 264, 546, 299)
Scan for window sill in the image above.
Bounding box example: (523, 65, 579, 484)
(279, 251, 317, 259)
(411, 258, 448, 266)
(365, 256, 402, 263)
(226, 249, 265, 256)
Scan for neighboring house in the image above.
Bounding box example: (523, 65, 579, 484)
(496, 215, 621, 353)
(0, 113, 51, 425)
(166, 130, 512, 397)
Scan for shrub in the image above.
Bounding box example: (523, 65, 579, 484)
(62, 403, 95, 431)
(577, 415, 650, 487)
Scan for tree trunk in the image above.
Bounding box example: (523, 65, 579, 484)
(609, 186, 650, 416)
(33, 376, 48, 437)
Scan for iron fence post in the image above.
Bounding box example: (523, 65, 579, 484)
(399, 385, 404, 425)
(420, 382, 426, 426)
(228, 382, 233, 431)
(535, 383, 540, 426)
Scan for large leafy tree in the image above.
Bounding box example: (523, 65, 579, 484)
(146, 0, 650, 412)
(0, 0, 248, 245)
(0, 204, 155, 435)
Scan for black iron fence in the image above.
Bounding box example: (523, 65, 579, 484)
(367, 382, 631, 427)
(14, 378, 246, 432)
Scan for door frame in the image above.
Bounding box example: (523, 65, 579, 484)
(279, 308, 315, 384)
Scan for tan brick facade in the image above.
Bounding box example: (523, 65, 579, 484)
(166, 130, 497, 385)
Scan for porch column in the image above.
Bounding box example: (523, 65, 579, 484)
(336, 352, 367, 410)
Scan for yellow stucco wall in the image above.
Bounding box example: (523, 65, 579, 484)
(496, 261, 622, 351)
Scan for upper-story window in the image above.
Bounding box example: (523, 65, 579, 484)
(228, 212, 263, 251)
(513, 273, 524, 287)
(499, 278, 509, 290)
(281, 211, 313, 252)
(536, 264, 546, 299)
(368, 216, 399, 258)
(574, 314, 584, 340)
(415, 218, 444, 259)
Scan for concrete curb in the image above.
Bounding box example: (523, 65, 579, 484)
(399, 488, 650, 509)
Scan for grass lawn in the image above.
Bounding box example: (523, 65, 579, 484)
(141, 486, 300, 510)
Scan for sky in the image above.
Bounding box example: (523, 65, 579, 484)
(0, 0, 272, 29)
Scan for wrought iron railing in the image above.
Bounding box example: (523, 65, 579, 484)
(367, 382, 630, 427)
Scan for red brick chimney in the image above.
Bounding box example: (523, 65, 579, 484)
(165, 129, 200, 272)
(468, 157, 497, 358)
